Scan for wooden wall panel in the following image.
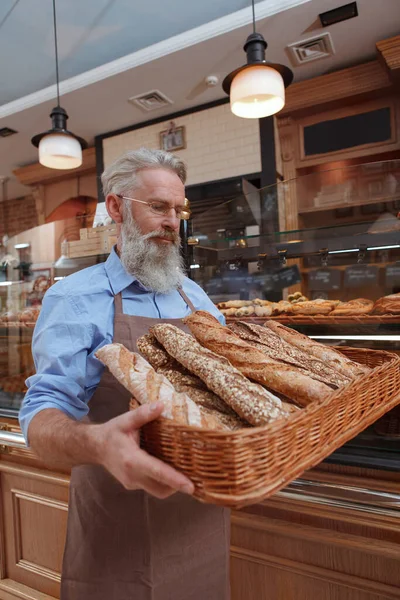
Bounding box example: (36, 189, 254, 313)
(231, 550, 400, 600)
(0, 463, 68, 599)
(231, 489, 400, 600)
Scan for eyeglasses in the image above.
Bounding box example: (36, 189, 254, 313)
(116, 194, 191, 220)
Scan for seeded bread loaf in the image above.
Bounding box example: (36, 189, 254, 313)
(137, 333, 238, 417)
(151, 324, 292, 426)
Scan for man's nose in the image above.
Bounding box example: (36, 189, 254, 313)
(162, 210, 180, 231)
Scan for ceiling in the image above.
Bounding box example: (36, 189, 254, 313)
(1, 0, 399, 201)
(0, 0, 268, 106)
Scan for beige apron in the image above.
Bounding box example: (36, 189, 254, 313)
(60, 290, 230, 600)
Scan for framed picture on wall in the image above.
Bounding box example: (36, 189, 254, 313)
(160, 121, 186, 152)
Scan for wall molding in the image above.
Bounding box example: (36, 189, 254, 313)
(282, 60, 392, 116)
(231, 546, 400, 599)
(0, 462, 69, 488)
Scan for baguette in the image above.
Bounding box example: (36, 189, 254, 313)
(331, 299, 373, 316)
(228, 321, 351, 388)
(129, 388, 245, 430)
(151, 324, 292, 426)
(183, 311, 331, 407)
(264, 320, 369, 377)
(137, 333, 178, 370)
(218, 300, 253, 309)
(138, 334, 236, 416)
(290, 301, 334, 315)
(96, 343, 225, 430)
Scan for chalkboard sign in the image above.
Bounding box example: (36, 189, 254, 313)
(385, 264, 400, 288)
(344, 265, 379, 288)
(257, 265, 301, 291)
(276, 264, 302, 289)
(308, 269, 341, 291)
(257, 273, 277, 291)
(303, 107, 391, 156)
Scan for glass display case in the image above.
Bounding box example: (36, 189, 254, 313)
(0, 160, 399, 470)
(187, 160, 400, 470)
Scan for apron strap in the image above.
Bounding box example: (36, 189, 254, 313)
(114, 292, 124, 316)
(178, 286, 196, 313)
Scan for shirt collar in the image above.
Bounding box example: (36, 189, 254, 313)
(104, 246, 138, 295)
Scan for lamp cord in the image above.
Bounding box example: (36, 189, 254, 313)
(52, 0, 60, 107)
(251, 0, 256, 34)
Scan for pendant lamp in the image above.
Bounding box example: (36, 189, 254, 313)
(31, 0, 87, 169)
(222, 0, 293, 119)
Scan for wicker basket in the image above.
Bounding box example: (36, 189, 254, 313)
(141, 347, 400, 508)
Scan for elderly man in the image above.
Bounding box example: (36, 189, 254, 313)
(19, 148, 230, 600)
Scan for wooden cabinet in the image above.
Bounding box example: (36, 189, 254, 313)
(0, 431, 399, 600)
(231, 468, 400, 600)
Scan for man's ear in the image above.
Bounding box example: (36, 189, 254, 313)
(106, 194, 123, 224)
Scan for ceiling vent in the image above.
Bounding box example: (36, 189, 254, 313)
(286, 32, 335, 66)
(128, 90, 173, 112)
(0, 127, 18, 138)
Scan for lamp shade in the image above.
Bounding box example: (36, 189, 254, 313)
(38, 132, 83, 169)
(230, 65, 285, 119)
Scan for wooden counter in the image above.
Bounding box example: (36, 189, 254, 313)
(0, 421, 399, 600)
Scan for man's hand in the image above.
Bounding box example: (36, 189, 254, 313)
(92, 402, 195, 499)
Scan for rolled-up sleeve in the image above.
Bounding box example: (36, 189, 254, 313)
(19, 285, 93, 443)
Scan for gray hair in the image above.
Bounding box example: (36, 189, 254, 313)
(101, 147, 187, 197)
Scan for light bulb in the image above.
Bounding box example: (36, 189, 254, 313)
(39, 133, 82, 169)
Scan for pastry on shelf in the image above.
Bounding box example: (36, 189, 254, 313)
(372, 293, 400, 315)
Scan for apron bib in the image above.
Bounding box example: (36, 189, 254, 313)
(61, 290, 230, 600)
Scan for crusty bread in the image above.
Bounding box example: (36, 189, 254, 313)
(228, 321, 350, 388)
(218, 300, 253, 309)
(151, 324, 292, 426)
(96, 343, 225, 430)
(235, 306, 255, 317)
(137, 333, 177, 370)
(372, 293, 400, 315)
(264, 320, 369, 378)
(271, 301, 293, 315)
(253, 298, 273, 307)
(331, 299, 374, 316)
(254, 305, 273, 317)
(290, 301, 335, 315)
(137, 333, 237, 416)
(220, 307, 237, 316)
(183, 311, 332, 407)
(129, 398, 140, 410)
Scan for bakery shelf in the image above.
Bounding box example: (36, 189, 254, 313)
(226, 315, 400, 326)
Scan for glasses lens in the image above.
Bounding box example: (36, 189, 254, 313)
(150, 202, 169, 215)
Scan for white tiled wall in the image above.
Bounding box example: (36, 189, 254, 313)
(103, 103, 261, 185)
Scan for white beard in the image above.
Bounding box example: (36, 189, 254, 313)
(120, 210, 185, 294)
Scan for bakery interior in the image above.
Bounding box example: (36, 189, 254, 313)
(1, 0, 400, 598)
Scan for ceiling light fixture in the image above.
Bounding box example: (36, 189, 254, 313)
(222, 0, 293, 119)
(31, 0, 87, 169)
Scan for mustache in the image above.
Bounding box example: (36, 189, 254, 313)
(143, 229, 180, 244)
